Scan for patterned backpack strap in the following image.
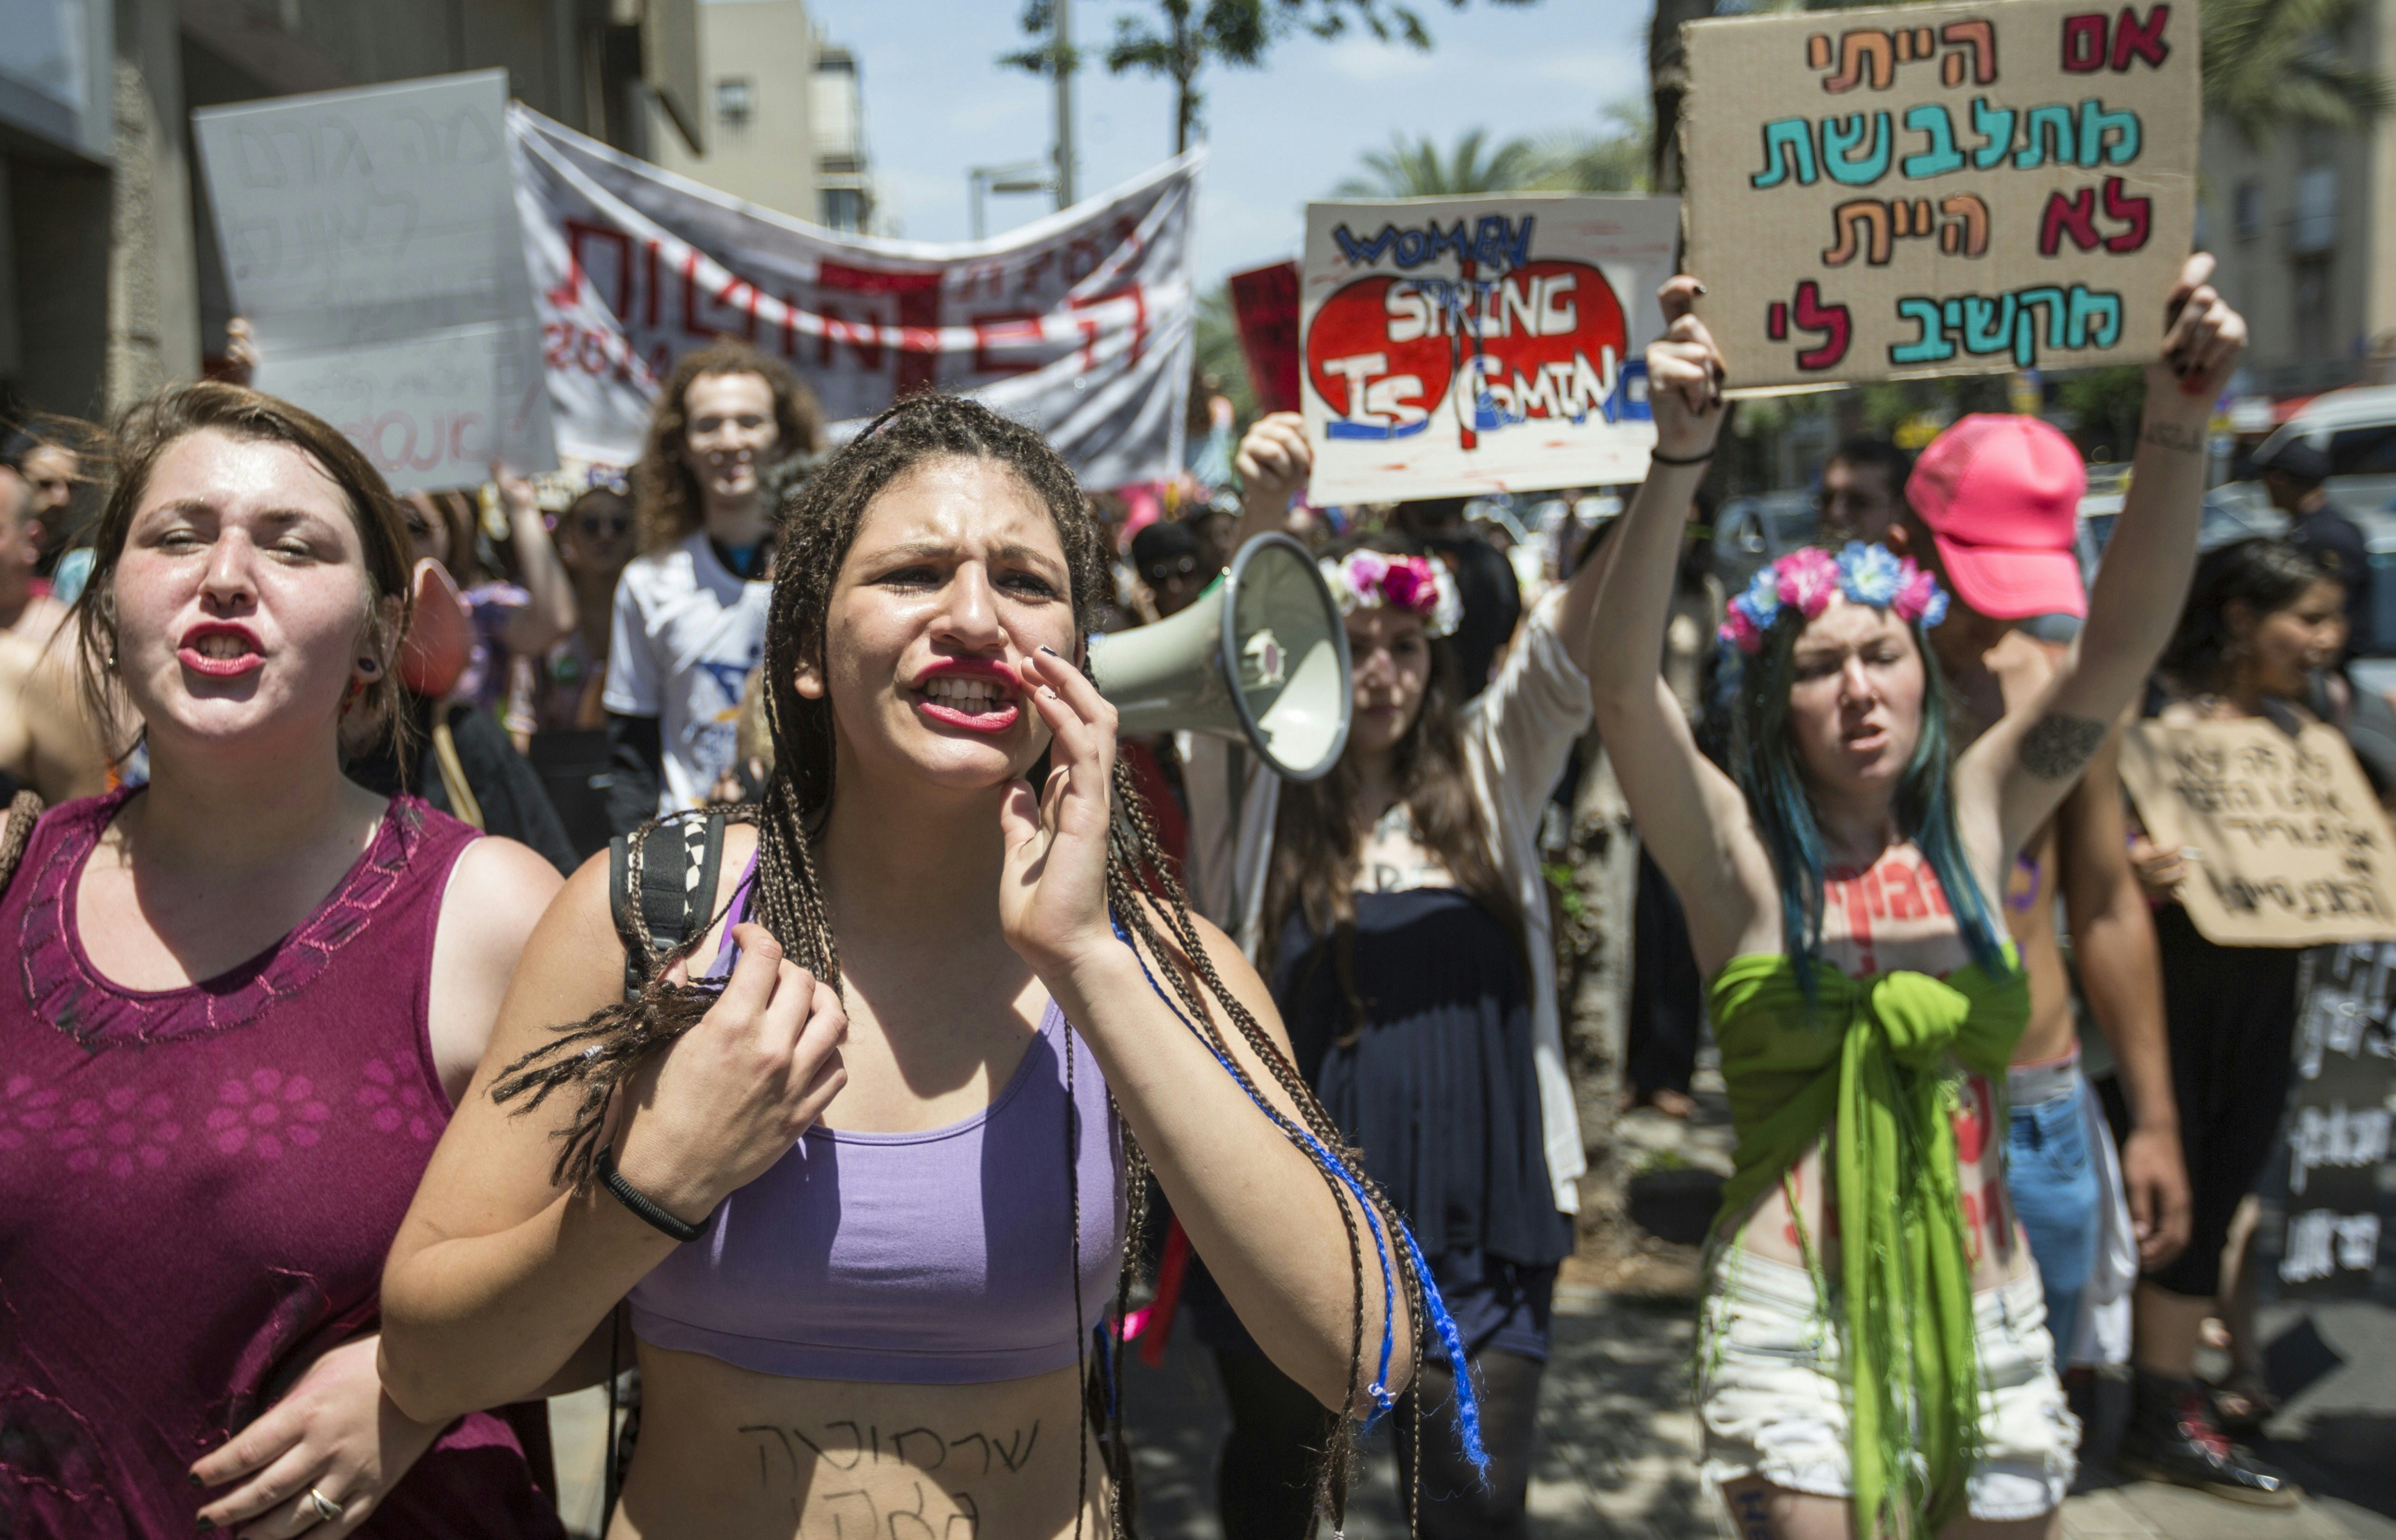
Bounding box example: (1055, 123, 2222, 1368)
(0, 790, 43, 896)
(606, 811, 727, 998)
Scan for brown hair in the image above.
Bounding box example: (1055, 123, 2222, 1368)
(495, 395, 1433, 1534)
(633, 342, 823, 553)
(404, 489, 482, 586)
(1261, 534, 1527, 1004)
(73, 382, 416, 763)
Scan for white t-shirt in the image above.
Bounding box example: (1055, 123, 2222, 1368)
(602, 532, 771, 814)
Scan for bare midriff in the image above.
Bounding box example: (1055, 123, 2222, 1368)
(611, 1344, 1105, 1540)
(1727, 843, 2032, 1295)
(2003, 821, 2078, 1068)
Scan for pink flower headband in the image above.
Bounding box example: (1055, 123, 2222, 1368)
(1319, 550, 1464, 639)
(1718, 542, 1949, 655)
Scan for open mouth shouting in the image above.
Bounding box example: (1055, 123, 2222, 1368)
(177, 621, 265, 680)
(912, 659, 1021, 734)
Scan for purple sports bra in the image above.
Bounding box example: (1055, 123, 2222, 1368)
(625, 862, 1125, 1384)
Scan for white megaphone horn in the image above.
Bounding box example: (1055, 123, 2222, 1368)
(1086, 532, 1353, 782)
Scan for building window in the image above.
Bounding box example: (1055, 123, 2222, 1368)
(2292, 165, 2338, 255)
(715, 77, 755, 128)
(2296, 258, 2334, 362)
(822, 187, 866, 232)
(2233, 182, 2263, 242)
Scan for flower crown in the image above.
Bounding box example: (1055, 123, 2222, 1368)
(1320, 550, 1464, 640)
(1718, 542, 1950, 655)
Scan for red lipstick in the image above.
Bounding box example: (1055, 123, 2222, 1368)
(911, 656, 1021, 734)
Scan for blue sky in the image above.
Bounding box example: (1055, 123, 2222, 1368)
(796, 0, 1651, 287)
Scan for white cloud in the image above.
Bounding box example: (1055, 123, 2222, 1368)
(1320, 33, 1438, 82)
(1529, 46, 1647, 99)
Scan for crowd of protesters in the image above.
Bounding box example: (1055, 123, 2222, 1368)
(0, 239, 2371, 1540)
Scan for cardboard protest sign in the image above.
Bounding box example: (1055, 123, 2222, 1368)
(194, 71, 556, 492)
(2273, 945, 2396, 1300)
(1229, 260, 1302, 416)
(1299, 194, 1680, 504)
(514, 109, 1198, 489)
(1681, 0, 2199, 388)
(2119, 718, 2396, 948)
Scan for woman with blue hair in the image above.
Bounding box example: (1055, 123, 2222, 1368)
(1589, 257, 2245, 1540)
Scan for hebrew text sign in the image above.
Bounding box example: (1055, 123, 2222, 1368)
(2120, 719, 2396, 949)
(1683, 0, 2199, 387)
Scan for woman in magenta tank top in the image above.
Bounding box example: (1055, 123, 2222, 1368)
(382, 397, 1447, 1538)
(0, 385, 568, 1536)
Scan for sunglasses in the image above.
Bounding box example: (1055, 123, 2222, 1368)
(1143, 554, 1198, 583)
(578, 513, 632, 537)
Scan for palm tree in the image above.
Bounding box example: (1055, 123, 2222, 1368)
(2201, 0, 2392, 145)
(1646, 0, 1719, 191)
(1333, 127, 1542, 196)
(1531, 100, 1651, 193)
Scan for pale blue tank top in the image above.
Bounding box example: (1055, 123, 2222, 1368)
(625, 866, 1126, 1384)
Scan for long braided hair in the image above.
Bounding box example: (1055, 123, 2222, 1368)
(494, 393, 1430, 1533)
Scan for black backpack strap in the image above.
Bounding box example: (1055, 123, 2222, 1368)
(608, 812, 728, 997)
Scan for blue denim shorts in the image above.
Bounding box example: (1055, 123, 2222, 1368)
(2005, 1067, 2101, 1340)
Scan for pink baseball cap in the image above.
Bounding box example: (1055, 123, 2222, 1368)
(1904, 414, 2087, 620)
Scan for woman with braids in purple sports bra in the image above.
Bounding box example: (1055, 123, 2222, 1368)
(0, 385, 567, 1535)
(381, 396, 1436, 1539)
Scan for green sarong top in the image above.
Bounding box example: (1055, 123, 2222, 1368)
(1707, 946, 2028, 1539)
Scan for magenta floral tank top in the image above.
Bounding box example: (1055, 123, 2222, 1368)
(0, 789, 565, 1539)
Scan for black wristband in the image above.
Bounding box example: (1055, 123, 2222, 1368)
(597, 1145, 709, 1243)
(1650, 446, 1716, 466)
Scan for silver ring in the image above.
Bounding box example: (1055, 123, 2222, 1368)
(306, 1487, 342, 1523)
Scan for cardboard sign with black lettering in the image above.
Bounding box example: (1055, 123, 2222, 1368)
(1299, 193, 1681, 504)
(2275, 945, 2396, 1300)
(1681, 0, 2200, 387)
(2120, 719, 2396, 948)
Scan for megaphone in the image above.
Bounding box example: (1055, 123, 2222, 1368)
(1087, 532, 1352, 781)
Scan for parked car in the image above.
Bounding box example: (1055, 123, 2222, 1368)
(1712, 490, 1818, 593)
(2215, 386, 2396, 654)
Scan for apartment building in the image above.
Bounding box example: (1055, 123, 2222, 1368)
(647, 0, 879, 232)
(0, 0, 704, 423)
(2198, 0, 2396, 399)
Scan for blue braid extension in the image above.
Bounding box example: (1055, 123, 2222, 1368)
(1108, 911, 1491, 1478)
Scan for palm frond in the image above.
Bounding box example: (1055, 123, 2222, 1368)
(1332, 127, 1543, 196)
(2202, 0, 2394, 145)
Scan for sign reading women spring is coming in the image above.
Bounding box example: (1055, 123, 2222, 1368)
(1682, 0, 2199, 388)
(1299, 195, 1680, 505)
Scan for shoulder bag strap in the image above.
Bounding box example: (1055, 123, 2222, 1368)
(607, 812, 727, 997)
(0, 791, 42, 898)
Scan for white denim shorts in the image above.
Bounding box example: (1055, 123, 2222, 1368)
(1697, 1251, 2078, 1522)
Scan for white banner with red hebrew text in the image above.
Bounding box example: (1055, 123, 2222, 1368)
(512, 106, 1198, 488)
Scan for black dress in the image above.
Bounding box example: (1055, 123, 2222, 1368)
(1188, 885, 1573, 1364)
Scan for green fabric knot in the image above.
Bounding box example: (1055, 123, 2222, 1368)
(1705, 947, 2028, 1540)
(1864, 970, 1971, 1069)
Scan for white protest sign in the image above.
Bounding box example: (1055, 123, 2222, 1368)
(194, 70, 556, 493)
(1298, 194, 1680, 505)
(513, 108, 1198, 488)
(1682, 0, 2200, 387)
